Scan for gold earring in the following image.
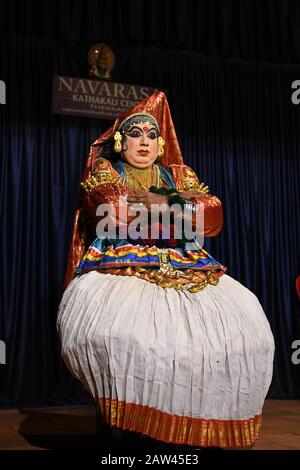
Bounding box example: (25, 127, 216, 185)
(114, 131, 122, 153)
(157, 136, 165, 160)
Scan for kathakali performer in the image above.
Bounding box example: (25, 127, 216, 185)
(57, 91, 274, 448)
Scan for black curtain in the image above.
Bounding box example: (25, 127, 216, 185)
(0, 1, 300, 405)
(3, 0, 300, 63)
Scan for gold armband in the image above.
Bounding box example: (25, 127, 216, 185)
(81, 170, 121, 193)
(183, 180, 209, 194)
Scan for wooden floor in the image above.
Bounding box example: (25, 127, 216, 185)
(0, 400, 299, 451)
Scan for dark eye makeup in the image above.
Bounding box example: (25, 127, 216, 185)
(126, 126, 158, 140)
(127, 130, 142, 138)
(147, 131, 157, 139)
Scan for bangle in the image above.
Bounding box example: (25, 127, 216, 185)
(148, 186, 196, 213)
(183, 200, 196, 215)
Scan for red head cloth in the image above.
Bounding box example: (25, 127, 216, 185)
(82, 90, 183, 181)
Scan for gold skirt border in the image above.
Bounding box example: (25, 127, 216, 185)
(97, 397, 262, 448)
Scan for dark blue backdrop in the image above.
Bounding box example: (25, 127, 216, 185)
(0, 0, 299, 405)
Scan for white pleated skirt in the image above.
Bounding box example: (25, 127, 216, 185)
(57, 271, 275, 448)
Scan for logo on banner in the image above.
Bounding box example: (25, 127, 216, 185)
(88, 43, 115, 80)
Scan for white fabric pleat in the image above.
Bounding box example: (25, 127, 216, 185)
(57, 271, 274, 421)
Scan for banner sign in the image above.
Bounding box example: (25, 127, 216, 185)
(52, 75, 160, 120)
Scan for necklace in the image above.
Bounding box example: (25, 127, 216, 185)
(124, 163, 161, 192)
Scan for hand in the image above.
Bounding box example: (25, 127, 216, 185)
(126, 192, 169, 211)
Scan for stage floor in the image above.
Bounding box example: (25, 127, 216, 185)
(0, 400, 299, 450)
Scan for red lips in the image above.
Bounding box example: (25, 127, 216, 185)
(137, 150, 150, 156)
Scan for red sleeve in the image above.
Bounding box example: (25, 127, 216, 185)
(191, 194, 224, 237)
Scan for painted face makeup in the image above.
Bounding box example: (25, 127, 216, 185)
(122, 122, 159, 169)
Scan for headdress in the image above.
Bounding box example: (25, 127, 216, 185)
(118, 112, 160, 135)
